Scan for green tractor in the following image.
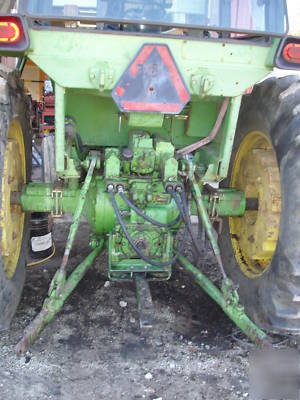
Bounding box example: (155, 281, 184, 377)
(0, 0, 299, 354)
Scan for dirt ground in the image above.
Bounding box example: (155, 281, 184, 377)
(0, 220, 266, 400)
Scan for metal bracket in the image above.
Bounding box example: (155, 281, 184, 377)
(208, 192, 223, 235)
(211, 217, 223, 236)
(135, 274, 154, 329)
(51, 189, 63, 218)
(209, 192, 219, 219)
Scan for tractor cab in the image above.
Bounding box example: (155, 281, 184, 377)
(20, 0, 287, 36)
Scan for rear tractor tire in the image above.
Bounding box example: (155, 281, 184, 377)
(219, 76, 300, 334)
(0, 69, 32, 330)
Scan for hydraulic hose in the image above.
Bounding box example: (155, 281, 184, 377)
(118, 189, 181, 228)
(108, 188, 187, 268)
(174, 187, 227, 282)
(197, 203, 204, 242)
(170, 190, 204, 257)
(177, 190, 227, 281)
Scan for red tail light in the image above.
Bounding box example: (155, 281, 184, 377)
(0, 16, 29, 52)
(283, 43, 300, 64)
(0, 21, 21, 43)
(275, 37, 300, 71)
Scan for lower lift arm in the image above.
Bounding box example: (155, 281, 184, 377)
(177, 160, 270, 347)
(16, 154, 105, 356)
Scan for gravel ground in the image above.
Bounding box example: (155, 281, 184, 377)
(0, 221, 260, 400)
(1, 160, 296, 400)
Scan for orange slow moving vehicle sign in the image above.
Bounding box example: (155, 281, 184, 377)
(112, 44, 190, 114)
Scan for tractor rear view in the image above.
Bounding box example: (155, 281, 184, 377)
(0, 0, 299, 355)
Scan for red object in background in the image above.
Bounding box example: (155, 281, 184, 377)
(42, 95, 55, 138)
(44, 95, 55, 108)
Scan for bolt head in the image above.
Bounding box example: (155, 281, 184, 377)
(122, 148, 133, 161)
(165, 184, 173, 193)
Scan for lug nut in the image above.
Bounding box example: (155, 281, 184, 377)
(122, 148, 133, 162)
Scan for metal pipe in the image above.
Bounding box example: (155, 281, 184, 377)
(176, 97, 230, 156)
(55, 83, 66, 173)
(178, 255, 269, 347)
(15, 242, 104, 356)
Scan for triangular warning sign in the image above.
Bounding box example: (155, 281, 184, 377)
(112, 44, 190, 114)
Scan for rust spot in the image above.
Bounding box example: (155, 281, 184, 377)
(248, 235, 255, 243)
(231, 233, 239, 241)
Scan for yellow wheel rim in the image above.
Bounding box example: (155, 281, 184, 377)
(1, 119, 26, 279)
(229, 131, 281, 279)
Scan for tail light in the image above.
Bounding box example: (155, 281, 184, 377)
(283, 43, 300, 64)
(0, 16, 29, 53)
(275, 37, 300, 70)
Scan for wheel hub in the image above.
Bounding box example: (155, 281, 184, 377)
(0, 119, 26, 279)
(229, 131, 281, 278)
